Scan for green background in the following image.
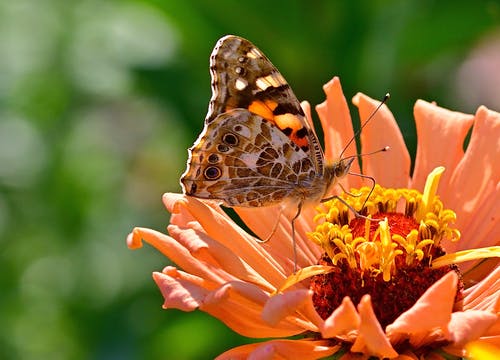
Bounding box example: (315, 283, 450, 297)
(1, 0, 499, 359)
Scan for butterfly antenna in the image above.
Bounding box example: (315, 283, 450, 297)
(343, 146, 390, 163)
(338, 93, 390, 160)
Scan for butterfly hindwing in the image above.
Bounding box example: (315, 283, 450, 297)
(181, 109, 317, 206)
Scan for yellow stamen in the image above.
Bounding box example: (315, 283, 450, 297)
(393, 229, 434, 266)
(377, 219, 403, 281)
(416, 166, 444, 221)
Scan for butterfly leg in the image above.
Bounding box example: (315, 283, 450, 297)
(257, 206, 284, 243)
(338, 182, 362, 198)
(291, 201, 303, 273)
(320, 194, 381, 222)
(347, 172, 377, 210)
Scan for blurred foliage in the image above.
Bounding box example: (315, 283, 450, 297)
(0, 0, 498, 359)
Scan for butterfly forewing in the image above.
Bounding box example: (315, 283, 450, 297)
(206, 36, 324, 172)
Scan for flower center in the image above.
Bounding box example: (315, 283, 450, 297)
(308, 168, 464, 328)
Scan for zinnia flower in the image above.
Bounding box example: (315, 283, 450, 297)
(127, 77, 500, 359)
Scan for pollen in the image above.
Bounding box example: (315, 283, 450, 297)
(308, 166, 464, 327)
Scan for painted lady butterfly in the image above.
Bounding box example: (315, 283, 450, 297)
(181, 35, 354, 214)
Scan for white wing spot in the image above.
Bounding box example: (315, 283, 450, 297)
(246, 48, 262, 59)
(265, 72, 286, 87)
(235, 78, 248, 91)
(256, 72, 286, 91)
(256, 77, 271, 90)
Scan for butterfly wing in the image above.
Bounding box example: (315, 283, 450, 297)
(181, 109, 317, 207)
(206, 35, 324, 174)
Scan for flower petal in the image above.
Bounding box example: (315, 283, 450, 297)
(432, 247, 500, 269)
(152, 267, 209, 311)
(411, 100, 474, 192)
(164, 193, 290, 287)
(351, 295, 398, 358)
(235, 205, 321, 272)
(167, 223, 274, 288)
(274, 265, 335, 294)
(386, 271, 458, 346)
(216, 339, 338, 360)
(301, 100, 315, 131)
(463, 257, 500, 289)
(316, 77, 362, 189)
(155, 271, 305, 338)
(321, 296, 360, 339)
(465, 341, 500, 360)
(445, 106, 500, 250)
(447, 310, 497, 346)
(463, 265, 500, 312)
(341, 353, 420, 360)
(128, 227, 229, 284)
(262, 289, 322, 331)
(353, 93, 411, 188)
(316, 77, 356, 163)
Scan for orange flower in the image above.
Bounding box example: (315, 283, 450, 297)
(127, 77, 500, 359)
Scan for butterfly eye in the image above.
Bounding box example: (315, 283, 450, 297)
(222, 132, 239, 146)
(334, 158, 354, 178)
(204, 166, 222, 180)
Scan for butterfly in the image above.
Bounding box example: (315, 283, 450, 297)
(180, 35, 356, 268)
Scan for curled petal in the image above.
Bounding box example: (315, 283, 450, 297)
(168, 223, 275, 289)
(351, 295, 398, 358)
(274, 265, 335, 293)
(447, 310, 497, 346)
(387, 271, 458, 346)
(164, 193, 290, 288)
(153, 267, 210, 311)
(262, 289, 322, 332)
(353, 92, 411, 188)
(216, 339, 338, 360)
(129, 227, 225, 283)
(321, 296, 360, 339)
(155, 271, 304, 338)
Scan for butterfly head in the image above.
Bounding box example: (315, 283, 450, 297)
(321, 156, 355, 196)
(330, 156, 355, 180)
